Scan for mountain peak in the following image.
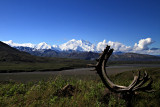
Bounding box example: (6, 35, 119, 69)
(70, 39, 76, 41)
(36, 42, 51, 50)
(59, 39, 95, 52)
(38, 42, 47, 45)
(8, 40, 13, 44)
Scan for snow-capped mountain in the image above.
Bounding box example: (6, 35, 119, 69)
(59, 39, 95, 52)
(2, 39, 96, 52)
(3, 40, 51, 50)
(35, 42, 52, 50)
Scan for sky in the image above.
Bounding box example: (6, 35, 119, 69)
(0, 0, 160, 49)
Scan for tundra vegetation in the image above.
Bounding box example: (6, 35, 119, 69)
(0, 67, 160, 107)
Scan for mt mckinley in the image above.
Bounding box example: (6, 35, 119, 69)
(3, 39, 96, 52)
(2, 39, 160, 61)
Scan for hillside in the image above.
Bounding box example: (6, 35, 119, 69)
(110, 52, 160, 61)
(32, 49, 99, 60)
(0, 41, 38, 62)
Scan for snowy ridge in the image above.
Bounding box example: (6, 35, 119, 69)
(3, 39, 96, 52)
(2, 38, 160, 55)
(3, 40, 51, 50)
(3, 40, 35, 48)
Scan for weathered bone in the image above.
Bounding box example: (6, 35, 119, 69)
(93, 45, 153, 94)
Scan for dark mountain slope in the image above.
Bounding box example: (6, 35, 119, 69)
(0, 41, 39, 62)
(110, 53, 160, 61)
(34, 50, 160, 62)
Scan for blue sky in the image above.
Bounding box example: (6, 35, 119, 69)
(0, 0, 160, 48)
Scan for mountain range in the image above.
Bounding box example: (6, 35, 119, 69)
(3, 38, 160, 56)
(3, 39, 96, 52)
(1, 40, 160, 62)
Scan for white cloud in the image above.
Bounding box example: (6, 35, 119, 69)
(108, 41, 132, 52)
(133, 38, 154, 51)
(96, 40, 131, 52)
(96, 40, 107, 51)
(96, 38, 159, 55)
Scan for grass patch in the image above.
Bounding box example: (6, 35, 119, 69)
(0, 58, 95, 72)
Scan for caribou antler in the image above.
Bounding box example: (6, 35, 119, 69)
(94, 45, 153, 94)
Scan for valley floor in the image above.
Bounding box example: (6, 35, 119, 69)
(0, 64, 159, 82)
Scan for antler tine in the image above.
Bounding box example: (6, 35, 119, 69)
(132, 71, 152, 91)
(133, 77, 153, 92)
(144, 71, 148, 78)
(128, 71, 138, 88)
(129, 70, 152, 91)
(95, 46, 110, 73)
(97, 46, 110, 61)
(128, 71, 142, 91)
